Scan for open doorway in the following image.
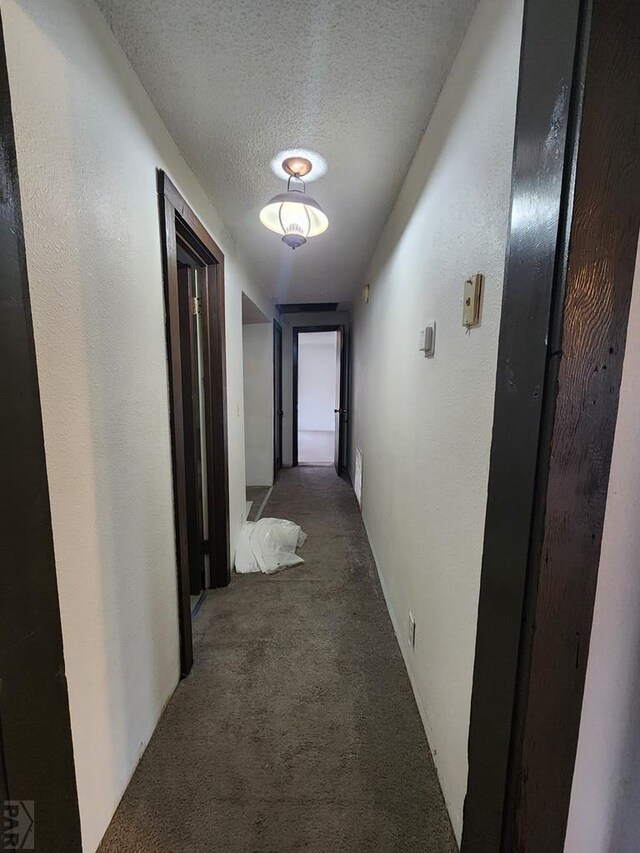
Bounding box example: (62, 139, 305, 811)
(292, 325, 348, 471)
(158, 171, 230, 677)
(242, 293, 274, 521)
(297, 331, 338, 464)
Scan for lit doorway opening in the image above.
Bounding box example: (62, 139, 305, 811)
(297, 331, 338, 465)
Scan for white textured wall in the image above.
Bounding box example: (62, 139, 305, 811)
(298, 334, 338, 432)
(243, 323, 274, 487)
(348, 0, 523, 839)
(564, 240, 640, 853)
(2, 0, 272, 849)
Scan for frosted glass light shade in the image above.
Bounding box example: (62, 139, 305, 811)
(259, 188, 329, 250)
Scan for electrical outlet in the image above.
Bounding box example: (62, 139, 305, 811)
(408, 612, 416, 649)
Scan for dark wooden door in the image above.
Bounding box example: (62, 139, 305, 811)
(0, 712, 7, 804)
(273, 321, 283, 476)
(462, 0, 640, 848)
(333, 326, 347, 473)
(177, 262, 206, 595)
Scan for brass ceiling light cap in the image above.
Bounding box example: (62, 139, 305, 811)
(282, 156, 313, 177)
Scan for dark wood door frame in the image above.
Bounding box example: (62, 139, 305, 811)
(177, 262, 207, 596)
(0, 14, 82, 849)
(158, 171, 231, 677)
(292, 325, 346, 468)
(335, 325, 349, 473)
(463, 0, 640, 850)
(273, 320, 283, 478)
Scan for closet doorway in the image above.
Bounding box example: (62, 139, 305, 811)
(158, 170, 230, 676)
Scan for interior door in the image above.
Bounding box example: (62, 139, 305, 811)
(177, 260, 206, 596)
(273, 321, 283, 476)
(334, 325, 347, 473)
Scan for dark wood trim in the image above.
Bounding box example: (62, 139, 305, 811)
(200, 258, 231, 587)
(163, 173, 225, 262)
(0, 14, 82, 849)
(463, 0, 586, 845)
(0, 716, 8, 806)
(158, 170, 230, 677)
(158, 192, 194, 675)
(508, 0, 639, 847)
(336, 325, 349, 473)
(463, 0, 640, 849)
(177, 264, 205, 594)
(276, 302, 339, 314)
(273, 320, 283, 477)
(292, 325, 343, 468)
(292, 331, 299, 466)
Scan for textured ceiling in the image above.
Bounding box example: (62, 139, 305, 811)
(96, 0, 477, 302)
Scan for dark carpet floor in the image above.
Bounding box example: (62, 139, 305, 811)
(98, 467, 457, 852)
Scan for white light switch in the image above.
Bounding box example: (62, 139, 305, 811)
(463, 273, 484, 328)
(419, 323, 436, 358)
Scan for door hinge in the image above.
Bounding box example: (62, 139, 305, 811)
(201, 538, 209, 555)
(192, 296, 201, 316)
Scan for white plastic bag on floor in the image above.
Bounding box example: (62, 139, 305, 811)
(235, 517, 307, 574)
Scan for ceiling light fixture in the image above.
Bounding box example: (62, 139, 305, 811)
(259, 157, 329, 250)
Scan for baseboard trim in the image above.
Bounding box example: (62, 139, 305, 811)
(360, 513, 462, 845)
(95, 669, 179, 850)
